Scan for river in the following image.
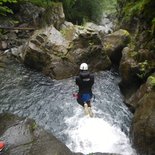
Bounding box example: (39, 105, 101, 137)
(0, 60, 136, 155)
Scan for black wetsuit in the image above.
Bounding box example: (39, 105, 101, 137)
(75, 70, 94, 107)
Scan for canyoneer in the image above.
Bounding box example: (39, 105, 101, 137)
(75, 63, 94, 117)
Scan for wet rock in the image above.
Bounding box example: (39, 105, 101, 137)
(131, 92, 155, 155)
(68, 27, 112, 72)
(119, 47, 140, 98)
(127, 74, 155, 155)
(102, 29, 130, 65)
(21, 25, 77, 79)
(0, 113, 77, 155)
(119, 46, 155, 98)
(84, 22, 113, 35)
(126, 73, 155, 110)
(0, 41, 8, 50)
(16, 2, 45, 27)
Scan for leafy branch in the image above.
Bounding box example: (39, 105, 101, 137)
(0, 0, 17, 16)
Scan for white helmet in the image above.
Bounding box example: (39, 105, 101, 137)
(80, 63, 88, 70)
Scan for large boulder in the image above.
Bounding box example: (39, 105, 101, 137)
(119, 46, 155, 97)
(102, 29, 130, 65)
(128, 74, 155, 155)
(119, 47, 140, 97)
(21, 25, 77, 80)
(68, 27, 111, 72)
(19, 25, 111, 80)
(0, 113, 80, 155)
(126, 73, 155, 108)
(131, 91, 155, 155)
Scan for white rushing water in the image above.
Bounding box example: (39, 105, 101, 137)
(64, 107, 135, 155)
(0, 62, 137, 155)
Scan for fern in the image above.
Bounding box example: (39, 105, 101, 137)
(0, 0, 17, 16)
(123, 0, 152, 19)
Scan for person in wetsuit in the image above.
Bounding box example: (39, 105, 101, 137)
(75, 63, 94, 108)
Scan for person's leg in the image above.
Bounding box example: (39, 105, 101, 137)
(83, 101, 92, 116)
(86, 101, 93, 117)
(86, 101, 91, 107)
(77, 98, 84, 107)
(84, 102, 89, 115)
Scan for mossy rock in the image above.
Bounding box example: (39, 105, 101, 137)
(147, 74, 155, 90)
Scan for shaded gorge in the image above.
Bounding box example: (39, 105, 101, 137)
(0, 60, 136, 155)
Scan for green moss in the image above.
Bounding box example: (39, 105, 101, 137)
(122, 29, 130, 36)
(137, 60, 150, 79)
(123, 0, 151, 18)
(60, 26, 76, 41)
(104, 42, 113, 51)
(148, 76, 155, 85)
(30, 122, 37, 132)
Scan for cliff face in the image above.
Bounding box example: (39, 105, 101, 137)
(117, 0, 155, 50)
(117, 0, 155, 95)
(117, 0, 155, 26)
(117, 1, 155, 155)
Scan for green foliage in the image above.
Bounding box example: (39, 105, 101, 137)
(123, 0, 148, 21)
(0, 0, 61, 16)
(139, 60, 148, 71)
(147, 75, 155, 88)
(59, 0, 76, 20)
(137, 60, 150, 79)
(59, 0, 117, 24)
(17, 0, 59, 7)
(102, 0, 117, 14)
(122, 0, 154, 24)
(0, 0, 17, 16)
(130, 51, 138, 58)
